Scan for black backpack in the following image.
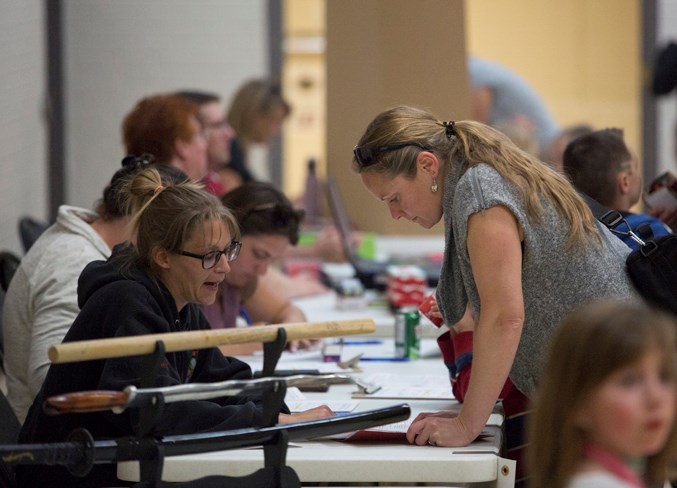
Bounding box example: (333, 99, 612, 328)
(582, 194, 677, 315)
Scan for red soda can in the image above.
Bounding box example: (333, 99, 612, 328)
(418, 293, 444, 328)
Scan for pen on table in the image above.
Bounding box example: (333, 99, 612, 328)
(358, 357, 409, 362)
(340, 340, 384, 345)
(239, 306, 253, 326)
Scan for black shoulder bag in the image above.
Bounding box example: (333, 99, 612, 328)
(582, 193, 677, 315)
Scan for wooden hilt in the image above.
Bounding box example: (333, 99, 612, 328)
(48, 319, 375, 364)
(45, 391, 128, 415)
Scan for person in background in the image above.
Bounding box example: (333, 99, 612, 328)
(224, 78, 291, 186)
(469, 56, 560, 158)
(353, 106, 635, 451)
(528, 300, 677, 488)
(2, 156, 186, 423)
(651, 40, 677, 230)
(201, 182, 319, 352)
(218, 80, 345, 265)
(563, 128, 673, 249)
(122, 93, 208, 182)
(493, 117, 540, 156)
(544, 123, 594, 173)
(176, 90, 240, 196)
(175, 91, 340, 287)
(16, 168, 332, 488)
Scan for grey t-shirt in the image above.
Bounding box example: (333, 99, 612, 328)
(436, 163, 635, 396)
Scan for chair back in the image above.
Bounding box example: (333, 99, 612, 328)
(0, 252, 20, 293)
(18, 216, 49, 253)
(0, 251, 21, 373)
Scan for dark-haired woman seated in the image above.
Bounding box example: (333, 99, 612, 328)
(202, 182, 318, 352)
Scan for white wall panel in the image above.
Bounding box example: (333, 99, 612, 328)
(63, 0, 268, 208)
(0, 1, 47, 254)
(656, 0, 677, 174)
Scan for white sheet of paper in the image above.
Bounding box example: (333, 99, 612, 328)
(288, 399, 360, 413)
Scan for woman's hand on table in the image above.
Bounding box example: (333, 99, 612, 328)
(278, 405, 335, 424)
(406, 411, 479, 447)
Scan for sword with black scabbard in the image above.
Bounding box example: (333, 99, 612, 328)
(43, 374, 381, 415)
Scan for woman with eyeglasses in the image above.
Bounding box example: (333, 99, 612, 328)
(201, 181, 315, 352)
(352, 106, 636, 451)
(17, 168, 332, 488)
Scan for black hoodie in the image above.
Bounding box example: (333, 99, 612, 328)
(17, 245, 266, 488)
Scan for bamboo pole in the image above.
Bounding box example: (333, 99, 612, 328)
(49, 319, 375, 364)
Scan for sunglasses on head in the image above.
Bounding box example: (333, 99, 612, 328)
(121, 153, 155, 169)
(353, 142, 432, 168)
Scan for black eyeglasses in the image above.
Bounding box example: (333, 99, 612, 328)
(353, 142, 432, 168)
(204, 118, 229, 131)
(178, 241, 242, 269)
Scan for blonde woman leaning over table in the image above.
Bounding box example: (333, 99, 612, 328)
(352, 105, 635, 448)
(528, 300, 677, 488)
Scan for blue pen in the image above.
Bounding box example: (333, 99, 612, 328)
(239, 306, 253, 325)
(358, 357, 409, 362)
(341, 340, 384, 345)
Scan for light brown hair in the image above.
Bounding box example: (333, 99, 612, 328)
(353, 105, 600, 249)
(227, 79, 290, 147)
(116, 167, 239, 278)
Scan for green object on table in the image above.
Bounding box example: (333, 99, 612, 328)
(357, 233, 377, 260)
(298, 231, 318, 247)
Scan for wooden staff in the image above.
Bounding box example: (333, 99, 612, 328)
(48, 319, 376, 364)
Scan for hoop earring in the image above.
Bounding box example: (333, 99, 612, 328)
(431, 178, 438, 193)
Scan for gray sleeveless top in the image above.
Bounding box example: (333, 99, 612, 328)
(435, 163, 635, 396)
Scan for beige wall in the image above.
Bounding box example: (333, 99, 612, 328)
(282, 0, 326, 199)
(325, 0, 468, 235)
(283, 0, 643, 233)
(465, 0, 642, 155)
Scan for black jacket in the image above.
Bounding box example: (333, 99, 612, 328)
(17, 245, 265, 488)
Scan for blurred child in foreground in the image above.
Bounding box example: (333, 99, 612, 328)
(528, 300, 677, 488)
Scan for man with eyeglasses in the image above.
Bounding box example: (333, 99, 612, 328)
(176, 90, 251, 196)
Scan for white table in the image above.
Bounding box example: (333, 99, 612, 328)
(292, 291, 444, 339)
(118, 351, 515, 487)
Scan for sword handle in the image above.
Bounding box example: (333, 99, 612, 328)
(44, 390, 129, 415)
